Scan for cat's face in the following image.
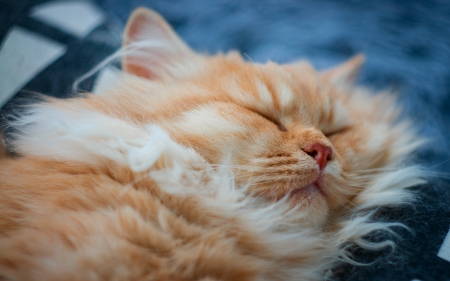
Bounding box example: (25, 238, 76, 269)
(117, 8, 410, 225)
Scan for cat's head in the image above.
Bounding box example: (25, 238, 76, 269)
(118, 8, 419, 225)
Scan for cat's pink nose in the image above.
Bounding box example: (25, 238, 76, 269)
(304, 143, 333, 170)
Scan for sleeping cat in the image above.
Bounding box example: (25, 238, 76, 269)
(0, 7, 425, 281)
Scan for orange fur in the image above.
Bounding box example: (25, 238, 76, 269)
(0, 7, 425, 281)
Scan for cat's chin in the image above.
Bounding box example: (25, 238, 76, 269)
(289, 182, 322, 197)
(288, 182, 329, 225)
(289, 182, 326, 205)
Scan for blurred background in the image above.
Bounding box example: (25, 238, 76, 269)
(1, 0, 450, 280)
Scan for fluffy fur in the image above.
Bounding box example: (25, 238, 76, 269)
(0, 8, 426, 281)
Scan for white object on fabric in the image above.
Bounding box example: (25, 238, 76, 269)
(0, 26, 66, 108)
(29, 0, 105, 38)
(438, 228, 450, 262)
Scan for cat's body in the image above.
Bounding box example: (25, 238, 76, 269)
(0, 8, 425, 281)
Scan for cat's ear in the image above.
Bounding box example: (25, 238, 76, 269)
(322, 55, 364, 85)
(122, 8, 196, 79)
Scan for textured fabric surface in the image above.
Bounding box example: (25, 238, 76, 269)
(1, 0, 449, 280)
(0, 0, 121, 109)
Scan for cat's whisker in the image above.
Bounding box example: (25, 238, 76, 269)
(243, 52, 264, 77)
(276, 38, 289, 64)
(427, 158, 450, 169)
(335, 195, 359, 209)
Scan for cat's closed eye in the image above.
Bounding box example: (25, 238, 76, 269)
(323, 126, 350, 138)
(249, 109, 287, 132)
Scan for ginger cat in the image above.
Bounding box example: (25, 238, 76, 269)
(0, 8, 425, 281)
